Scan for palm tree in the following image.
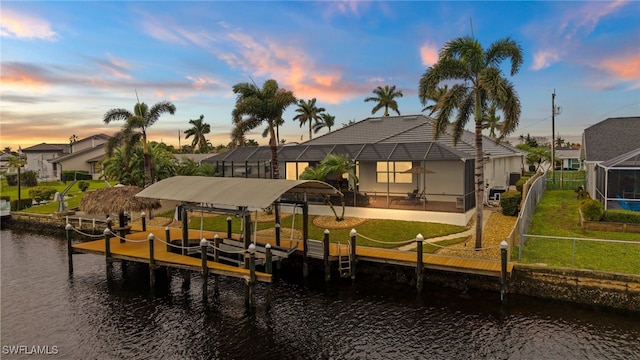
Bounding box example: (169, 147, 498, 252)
(294, 98, 325, 141)
(364, 85, 403, 116)
(421, 85, 449, 115)
(313, 113, 336, 134)
(232, 79, 296, 179)
(103, 100, 176, 187)
(419, 35, 523, 249)
(184, 115, 211, 153)
(482, 104, 503, 140)
(262, 117, 285, 145)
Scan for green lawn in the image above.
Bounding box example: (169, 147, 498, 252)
(187, 214, 467, 249)
(519, 190, 640, 274)
(0, 180, 110, 214)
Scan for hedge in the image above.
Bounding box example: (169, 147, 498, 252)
(11, 198, 33, 211)
(500, 191, 522, 216)
(62, 171, 92, 182)
(580, 198, 604, 221)
(602, 209, 640, 224)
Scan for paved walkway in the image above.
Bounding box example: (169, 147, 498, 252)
(397, 210, 493, 251)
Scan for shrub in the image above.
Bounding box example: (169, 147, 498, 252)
(21, 170, 38, 187)
(78, 180, 90, 192)
(62, 171, 92, 182)
(11, 198, 33, 211)
(603, 209, 640, 224)
(28, 187, 57, 203)
(0, 195, 9, 202)
(515, 177, 529, 193)
(580, 198, 604, 221)
(5, 173, 17, 186)
(500, 191, 522, 216)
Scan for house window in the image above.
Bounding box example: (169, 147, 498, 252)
(376, 161, 412, 183)
(285, 162, 309, 180)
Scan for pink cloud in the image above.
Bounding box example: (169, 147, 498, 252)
(420, 42, 439, 67)
(531, 49, 561, 71)
(1, 8, 58, 40)
(322, 1, 370, 18)
(597, 53, 640, 89)
(0, 63, 50, 92)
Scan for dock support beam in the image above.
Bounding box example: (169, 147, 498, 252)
(275, 223, 281, 247)
(323, 229, 330, 282)
(243, 212, 251, 269)
(350, 229, 357, 280)
(165, 226, 171, 253)
(65, 223, 73, 273)
(302, 203, 309, 280)
(416, 233, 424, 293)
(181, 208, 189, 256)
(227, 216, 233, 239)
(265, 243, 273, 310)
(148, 233, 156, 290)
(500, 240, 509, 305)
(201, 238, 209, 302)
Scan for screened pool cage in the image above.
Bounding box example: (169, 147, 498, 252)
(594, 148, 640, 211)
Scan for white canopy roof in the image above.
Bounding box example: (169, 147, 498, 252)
(136, 176, 340, 209)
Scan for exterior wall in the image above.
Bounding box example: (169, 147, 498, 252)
(25, 152, 60, 180)
(585, 161, 598, 197)
(71, 137, 106, 152)
(57, 147, 106, 180)
(484, 155, 522, 190)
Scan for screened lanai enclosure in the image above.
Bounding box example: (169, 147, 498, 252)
(595, 148, 640, 211)
(205, 143, 476, 213)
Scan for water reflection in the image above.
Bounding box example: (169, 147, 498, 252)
(2, 229, 639, 359)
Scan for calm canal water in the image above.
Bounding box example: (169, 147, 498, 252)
(1, 229, 639, 359)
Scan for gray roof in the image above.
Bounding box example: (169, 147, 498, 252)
(50, 143, 106, 163)
(583, 117, 640, 162)
(555, 149, 581, 160)
(212, 114, 521, 163)
(22, 143, 69, 153)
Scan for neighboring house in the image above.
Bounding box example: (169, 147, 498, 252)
(21, 143, 69, 180)
(582, 116, 640, 210)
(556, 148, 583, 170)
(49, 134, 111, 180)
(206, 115, 524, 222)
(0, 152, 15, 174)
(174, 153, 216, 165)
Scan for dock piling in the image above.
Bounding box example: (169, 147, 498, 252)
(500, 240, 509, 305)
(213, 234, 220, 295)
(141, 211, 147, 231)
(275, 223, 281, 247)
(416, 233, 424, 293)
(226, 216, 232, 239)
(65, 223, 73, 273)
(165, 226, 171, 253)
(201, 238, 209, 302)
(148, 233, 156, 289)
(323, 229, 330, 282)
(247, 243, 256, 308)
(350, 229, 357, 280)
(265, 243, 272, 274)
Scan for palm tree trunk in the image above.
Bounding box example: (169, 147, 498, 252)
(474, 94, 484, 250)
(269, 126, 279, 179)
(308, 121, 312, 141)
(142, 135, 152, 188)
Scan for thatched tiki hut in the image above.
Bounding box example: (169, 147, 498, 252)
(79, 185, 161, 227)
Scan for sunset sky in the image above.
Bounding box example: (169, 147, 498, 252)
(2, 1, 639, 151)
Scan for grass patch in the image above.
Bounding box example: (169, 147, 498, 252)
(520, 190, 640, 274)
(188, 213, 467, 249)
(422, 236, 470, 254)
(0, 180, 110, 214)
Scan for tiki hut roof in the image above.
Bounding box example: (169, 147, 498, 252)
(79, 185, 161, 215)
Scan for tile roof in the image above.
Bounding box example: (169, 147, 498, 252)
(583, 117, 640, 162)
(21, 143, 69, 153)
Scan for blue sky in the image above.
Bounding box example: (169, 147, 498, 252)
(2, 1, 639, 151)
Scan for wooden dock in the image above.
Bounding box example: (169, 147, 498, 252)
(72, 227, 272, 283)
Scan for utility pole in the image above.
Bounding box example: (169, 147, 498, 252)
(551, 90, 556, 184)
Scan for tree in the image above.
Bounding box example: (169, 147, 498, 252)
(232, 79, 296, 179)
(313, 113, 336, 134)
(262, 117, 285, 145)
(364, 85, 403, 116)
(294, 98, 325, 141)
(184, 115, 211, 153)
(421, 85, 448, 116)
(482, 104, 503, 140)
(419, 35, 523, 249)
(103, 100, 176, 187)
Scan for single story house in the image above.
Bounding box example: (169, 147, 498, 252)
(205, 115, 524, 224)
(582, 116, 640, 210)
(555, 148, 583, 171)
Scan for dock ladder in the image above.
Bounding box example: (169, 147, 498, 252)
(337, 241, 351, 278)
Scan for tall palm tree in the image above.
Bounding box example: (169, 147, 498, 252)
(313, 113, 336, 134)
(103, 100, 176, 187)
(364, 85, 403, 116)
(419, 35, 523, 249)
(421, 85, 449, 116)
(232, 79, 296, 179)
(262, 117, 285, 145)
(482, 104, 503, 140)
(184, 115, 211, 153)
(294, 98, 325, 141)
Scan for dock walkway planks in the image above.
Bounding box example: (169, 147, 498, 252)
(72, 227, 271, 283)
(126, 225, 512, 278)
